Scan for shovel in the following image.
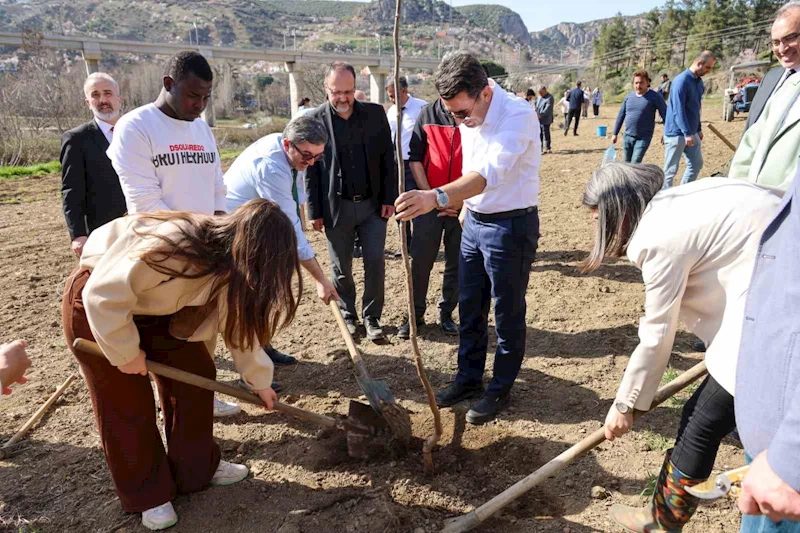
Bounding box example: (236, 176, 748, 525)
(72, 338, 385, 459)
(328, 301, 412, 443)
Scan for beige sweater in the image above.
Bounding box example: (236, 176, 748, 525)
(79, 216, 274, 391)
(617, 178, 781, 411)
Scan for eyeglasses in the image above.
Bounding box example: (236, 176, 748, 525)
(449, 96, 479, 121)
(291, 143, 325, 163)
(772, 32, 800, 48)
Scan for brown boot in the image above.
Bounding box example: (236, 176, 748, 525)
(609, 450, 703, 532)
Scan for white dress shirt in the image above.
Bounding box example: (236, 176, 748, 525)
(461, 79, 541, 214)
(616, 178, 781, 410)
(387, 95, 426, 161)
(224, 133, 313, 261)
(96, 118, 114, 144)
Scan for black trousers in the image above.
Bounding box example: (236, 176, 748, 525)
(540, 123, 551, 150)
(410, 210, 461, 321)
(670, 375, 737, 480)
(565, 109, 581, 134)
(593, 104, 600, 116)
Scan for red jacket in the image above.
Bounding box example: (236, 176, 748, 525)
(408, 98, 462, 189)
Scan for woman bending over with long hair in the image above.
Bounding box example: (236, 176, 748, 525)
(62, 199, 301, 530)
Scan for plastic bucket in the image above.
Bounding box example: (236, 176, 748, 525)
(596, 125, 608, 137)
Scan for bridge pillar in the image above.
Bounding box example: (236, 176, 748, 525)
(366, 67, 389, 105)
(199, 48, 216, 127)
(82, 42, 102, 76)
(286, 62, 302, 119)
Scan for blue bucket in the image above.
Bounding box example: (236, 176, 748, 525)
(596, 125, 608, 137)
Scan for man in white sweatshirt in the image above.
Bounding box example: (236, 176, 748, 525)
(107, 51, 239, 417)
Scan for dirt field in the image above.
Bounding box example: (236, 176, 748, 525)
(0, 102, 748, 533)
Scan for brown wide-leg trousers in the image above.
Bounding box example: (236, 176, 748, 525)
(62, 268, 221, 512)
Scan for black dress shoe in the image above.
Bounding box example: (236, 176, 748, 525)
(466, 394, 510, 425)
(439, 313, 458, 336)
(265, 345, 297, 365)
(692, 341, 707, 352)
(353, 245, 363, 259)
(435, 381, 484, 408)
(365, 317, 385, 341)
(398, 318, 424, 340)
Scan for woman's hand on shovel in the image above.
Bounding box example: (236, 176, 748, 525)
(604, 404, 633, 441)
(118, 350, 148, 376)
(254, 386, 277, 410)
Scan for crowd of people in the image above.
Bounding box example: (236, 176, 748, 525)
(2, 3, 800, 532)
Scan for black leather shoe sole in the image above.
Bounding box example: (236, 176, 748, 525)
(466, 395, 510, 425)
(435, 385, 484, 408)
(268, 350, 297, 366)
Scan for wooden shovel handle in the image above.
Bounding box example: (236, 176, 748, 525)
(328, 300, 372, 380)
(72, 338, 337, 429)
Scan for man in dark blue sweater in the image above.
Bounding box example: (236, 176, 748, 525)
(612, 70, 667, 163)
(564, 81, 585, 136)
(662, 50, 715, 188)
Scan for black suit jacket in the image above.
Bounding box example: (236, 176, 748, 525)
(60, 119, 127, 239)
(745, 67, 784, 131)
(304, 101, 397, 228)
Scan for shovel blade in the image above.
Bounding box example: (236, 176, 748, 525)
(345, 400, 389, 459)
(355, 376, 396, 414)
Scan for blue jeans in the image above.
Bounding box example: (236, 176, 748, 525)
(662, 134, 703, 188)
(740, 455, 800, 533)
(456, 208, 539, 397)
(623, 135, 652, 163)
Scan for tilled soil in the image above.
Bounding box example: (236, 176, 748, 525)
(0, 103, 747, 533)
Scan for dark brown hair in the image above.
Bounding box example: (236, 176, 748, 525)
(633, 69, 650, 82)
(135, 199, 302, 351)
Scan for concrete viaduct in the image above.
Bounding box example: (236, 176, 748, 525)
(0, 31, 579, 125)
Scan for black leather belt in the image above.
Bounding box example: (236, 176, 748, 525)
(340, 194, 371, 202)
(470, 206, 537, 222)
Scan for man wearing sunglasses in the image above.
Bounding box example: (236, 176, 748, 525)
(396, 51, 541, 425)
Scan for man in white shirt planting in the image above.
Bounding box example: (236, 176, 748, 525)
(395, 51, 541, 425)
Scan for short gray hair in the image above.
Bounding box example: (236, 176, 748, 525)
(434, 51, 488, 100)
(83, 72, 120, 97)
(386, 75, 408, 90)
(581, 162, 664, 272)
(695, 50, 716, 66)
(284, 116, 328, 146)
(777, 1, 800, 20)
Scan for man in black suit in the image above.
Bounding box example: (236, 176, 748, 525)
(61, 72, 127, 258)
(305, 62, 396, 341)
(746, 3, 800, 131)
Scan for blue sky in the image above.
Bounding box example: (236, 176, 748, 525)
(448, 0, 666, 31)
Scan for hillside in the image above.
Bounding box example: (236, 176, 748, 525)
(528, 15, 647, 63)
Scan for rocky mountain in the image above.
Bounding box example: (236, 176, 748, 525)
(528, 15, 647, 63)
(0, 0, 645, 64)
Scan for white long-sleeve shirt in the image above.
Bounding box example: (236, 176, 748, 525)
(617, 178, 781, 410)
(387, 95, 426, 161)
(224, 133, 314, 261)
(107, 103, 227, 215)
(461, 79, 541, 214)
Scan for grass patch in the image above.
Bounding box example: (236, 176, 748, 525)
(0, 161, 61, 179)
(640, 429, 673, 452)
(661, 366, 701, 408)
(639, 471, 659, 501)
(219, 148, 245, 163)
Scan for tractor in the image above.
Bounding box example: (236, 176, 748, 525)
(723, 60, 771, 122)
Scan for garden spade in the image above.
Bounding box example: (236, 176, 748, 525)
(73, 338, 385, 459)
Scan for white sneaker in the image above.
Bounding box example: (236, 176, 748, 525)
(213, 397, 241, 417)
(210, 460, 249, 486)
(142, 502, 178, 530)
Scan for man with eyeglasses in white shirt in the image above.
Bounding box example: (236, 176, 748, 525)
(395, 51, 541, 425)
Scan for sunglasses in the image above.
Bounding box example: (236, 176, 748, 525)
(449, 96, 479, 121)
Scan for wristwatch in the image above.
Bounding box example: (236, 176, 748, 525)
(615, 401, 631, 414)
(434, 187, 449, 209)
